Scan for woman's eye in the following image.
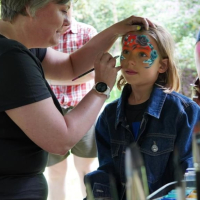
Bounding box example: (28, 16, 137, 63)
(61, 5, 70, 14)
(66, 5, 70, 11)
(122, 50, 129, 55)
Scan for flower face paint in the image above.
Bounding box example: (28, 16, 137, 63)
(121, 34, 158, 68)
(120, 55, 126, 60)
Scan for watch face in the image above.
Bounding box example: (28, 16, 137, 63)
(96, 82, 107, 92)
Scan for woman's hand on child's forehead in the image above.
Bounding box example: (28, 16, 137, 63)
(130, 16, 156, 30)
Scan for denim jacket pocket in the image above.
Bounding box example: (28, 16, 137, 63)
(110, 140, 122, 158)
(139, 134, 175, 183)
(93, 183, 112, 200)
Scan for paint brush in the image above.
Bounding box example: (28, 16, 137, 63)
(193, 121, 200, 200)
(72, 55, 119, 81)
(125, 143, 149, 200)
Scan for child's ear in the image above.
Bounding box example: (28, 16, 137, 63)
(158, 58, 168, 73)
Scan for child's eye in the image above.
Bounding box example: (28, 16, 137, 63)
(122, 50, 129, 55)
(139, 52, 147, 57)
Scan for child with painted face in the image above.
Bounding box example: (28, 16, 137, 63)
(84, 24, 200, 200)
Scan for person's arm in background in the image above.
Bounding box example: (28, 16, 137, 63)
(193, 29, 200, 105)
(42, 16, 155, 82)
(195, 29, 200, 78)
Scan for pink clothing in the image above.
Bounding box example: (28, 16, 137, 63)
(50, 19, 97, 108)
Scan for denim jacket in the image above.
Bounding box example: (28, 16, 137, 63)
(84, 84, 200, 200)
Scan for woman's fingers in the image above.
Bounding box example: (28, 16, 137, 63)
(115, 66, 122, 72)
(129, 15, 156, 30)
(114, 15, 156, 36)
(145, 17, 157, 29)
(94, 53, 119, 89)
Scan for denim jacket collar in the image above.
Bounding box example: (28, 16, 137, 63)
(115, 84, 167, 129)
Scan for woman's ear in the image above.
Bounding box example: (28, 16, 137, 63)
(158, 58, 168, 73)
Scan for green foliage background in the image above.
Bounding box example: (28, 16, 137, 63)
(73, 0, 200, 102)
(1, 1, 200, 102)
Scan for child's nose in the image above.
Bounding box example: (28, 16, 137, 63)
(127, 54, 136, 66)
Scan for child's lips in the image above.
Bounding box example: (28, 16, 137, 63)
(125, 70, 138, 75)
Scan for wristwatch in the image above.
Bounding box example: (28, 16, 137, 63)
(93, 82, 111, 99)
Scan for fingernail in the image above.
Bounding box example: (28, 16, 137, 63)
(137, 25, 141, 30)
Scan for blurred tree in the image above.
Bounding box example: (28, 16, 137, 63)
(1, 1, 199, 100)
(73, 0, 200, 101)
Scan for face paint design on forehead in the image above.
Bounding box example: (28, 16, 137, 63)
(122, 34, 158, 68)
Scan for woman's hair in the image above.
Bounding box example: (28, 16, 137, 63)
(1, 0, 70, 22)
(117, 24, 181, 93)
